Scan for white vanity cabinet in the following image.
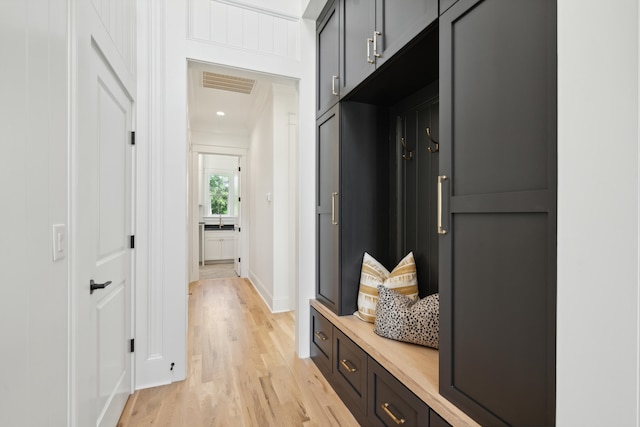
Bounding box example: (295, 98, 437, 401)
(204, 230, 236, 261)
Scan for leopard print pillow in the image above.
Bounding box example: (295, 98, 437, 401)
(373, 285, 439, 349)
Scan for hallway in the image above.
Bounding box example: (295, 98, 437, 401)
(117, 277, 358, 426)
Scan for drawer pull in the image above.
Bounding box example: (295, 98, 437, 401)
(340, 359, 357, 373)
(314, 331, 328, 341)
(381, 403, 406, 425)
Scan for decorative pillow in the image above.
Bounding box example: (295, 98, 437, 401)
(373, 285, 439, 349)
(354, 252, 418, 323)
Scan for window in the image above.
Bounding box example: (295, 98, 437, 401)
(209, 174, 230, 215)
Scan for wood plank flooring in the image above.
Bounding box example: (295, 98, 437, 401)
(117, 277, 359, 427)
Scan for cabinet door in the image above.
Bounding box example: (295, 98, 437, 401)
(339, 0, 375, 97)
(439, 1, 556, 426)
(316, 105, 340, 312)
(221, 237, 235, 260)
(204, 234, 222, 261)
(374, 0, 437, 68)
(317, 1, 340, 117)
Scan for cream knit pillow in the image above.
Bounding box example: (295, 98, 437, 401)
(354, 252, 419, 323)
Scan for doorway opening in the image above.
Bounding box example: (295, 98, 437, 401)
(187, 60, 299, 314)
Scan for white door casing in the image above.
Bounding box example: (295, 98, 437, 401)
(235, 155, 242, 276)
(74, 14, 135, 427)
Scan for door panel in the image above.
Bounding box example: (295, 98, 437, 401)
(439, 1, 556, 426)
(317, 106, 340, 311)
(375, 0, 437, 68)
(339, 0, 375, 96)
(317, 2, 340, 116)
(77, 41, 133, 427)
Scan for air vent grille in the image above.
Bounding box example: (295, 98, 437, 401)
(202, 72, 255, 94)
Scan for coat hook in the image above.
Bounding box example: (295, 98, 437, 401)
(401, 137, 413, 160)
(426, 127, 439, 153)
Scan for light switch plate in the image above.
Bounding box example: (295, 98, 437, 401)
(52, 224, 66, 262)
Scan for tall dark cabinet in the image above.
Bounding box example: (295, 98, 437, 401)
(438, 1, 557, 426)
(316, 103, 387, 316)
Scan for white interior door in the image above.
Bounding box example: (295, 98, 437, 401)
(75, 41, 133, 427)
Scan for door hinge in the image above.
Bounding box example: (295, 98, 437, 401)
(130, 131, 135, 146)
(130, 235, 135, 249)
(170, 362, 175, 371)
(238, 257, 241, 263)
(238, 227, 241, 233)
(238, 166, 241, 172)
(238, 197, 241, 202)
(130, 338, 135, 353)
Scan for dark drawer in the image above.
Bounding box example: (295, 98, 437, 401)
(310, 307, 333, 375)
(333, 328, 367, 421)
(368, 358, 429, 427)
(430, 408, 453, 427)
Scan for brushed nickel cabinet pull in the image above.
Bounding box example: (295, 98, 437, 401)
(381, 403, 406, 425)
(331, 75, 339, 96)
(367, 37, 374, 63)
(314, 331, 327, 341)
(340, 359, 357, 373)
(373, 31, 381, 57)
(438, 175, 448, 235)
(331, 192, 338, 225)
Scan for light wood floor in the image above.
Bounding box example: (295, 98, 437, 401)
(117, 277, 359, 427)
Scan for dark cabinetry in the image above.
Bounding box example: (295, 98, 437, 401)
(316, 102, 386, 316)
(390, 84, 440, 296)
(332, 329, 368, 422)
(310, 306, 333, 376)
(438, 1, 556, 426)
(368, 358, 429, 427)
(339, 0, 437, 97)
(316, 0, 340, 116)
(316, 0, 438, 112)
(315, 0, 557, 426)
(309, 307, 453, 427)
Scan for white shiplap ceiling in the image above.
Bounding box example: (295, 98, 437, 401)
(187, 61, 297, 135)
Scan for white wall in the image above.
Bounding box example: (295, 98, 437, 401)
(249, 91, 275, 305)
(150, 0, 318, 379)
(191, 129, 250, 149)
(247, 84, 298, 312)
(557, 1, 640, 425)
(272, 85, 298, 312)
(0, 0, 69, 425)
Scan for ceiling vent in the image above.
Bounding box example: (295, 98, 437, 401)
(202, 71, 255, 95)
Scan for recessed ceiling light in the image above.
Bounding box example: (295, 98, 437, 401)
(216, 111, 225, 116)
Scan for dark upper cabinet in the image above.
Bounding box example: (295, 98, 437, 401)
(338, 0, 375, 96)
(339, 0, 437, 98)
(439, 1, 556, 426)
(317, 0, 340, 117)
(316, 102, 387, 315)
